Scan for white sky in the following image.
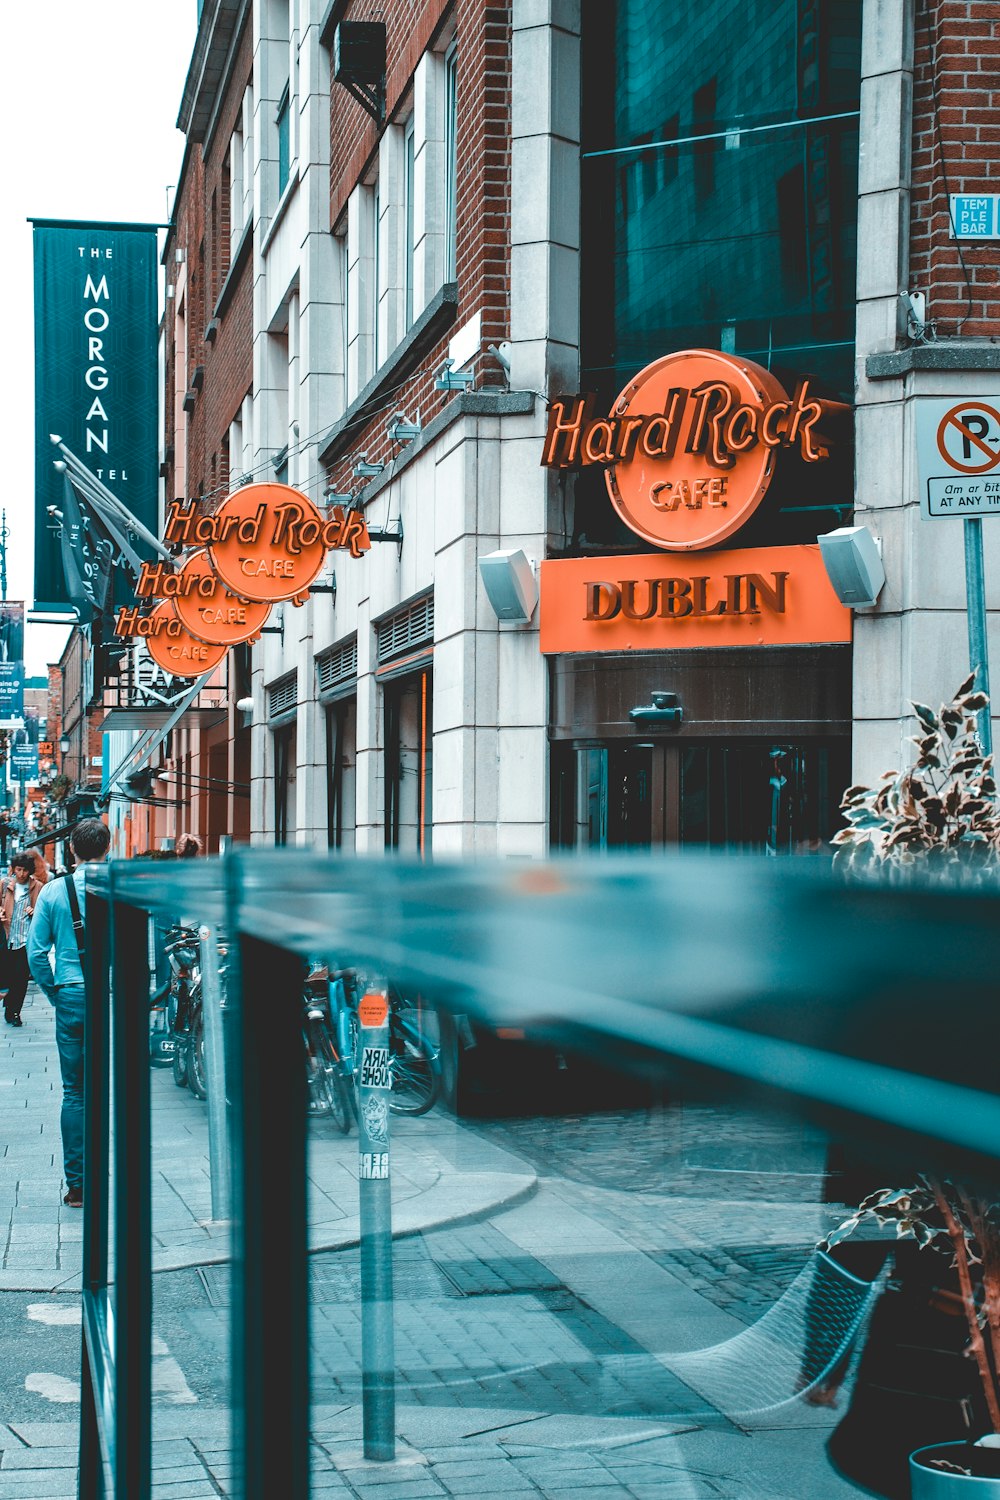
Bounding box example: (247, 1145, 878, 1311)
(1, 1, 197, 677)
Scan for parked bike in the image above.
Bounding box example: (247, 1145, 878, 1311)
(329, 969, 442, 1118)
(302, 965, 352, 1131)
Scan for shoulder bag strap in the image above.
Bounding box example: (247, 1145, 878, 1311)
(63, 872, 86, 963)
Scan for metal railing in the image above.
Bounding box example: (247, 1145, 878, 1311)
(76, 849, 1000, 1499)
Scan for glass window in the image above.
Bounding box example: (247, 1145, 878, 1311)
(581, 0, 862, 402)
(325, 698, 357, 850)
(372, 181, 381, 370)
(273, 723, 295, 845)
(384, 669, 432, 856)
(443, 45, 458, 281)
(276, 82, 290, 196)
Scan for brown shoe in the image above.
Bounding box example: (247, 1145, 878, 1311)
(63, 1187, 83, 1208)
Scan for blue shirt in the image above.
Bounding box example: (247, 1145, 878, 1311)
(27, 867, 92, 1001)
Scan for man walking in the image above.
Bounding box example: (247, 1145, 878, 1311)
(27, 818, 110, 1207)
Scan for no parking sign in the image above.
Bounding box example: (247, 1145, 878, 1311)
(916, 397, 1000, 517)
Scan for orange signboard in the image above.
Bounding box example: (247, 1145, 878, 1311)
(539, 545, 852, 654)
(358, 992, 389, 1028)
(115, 481, 373, 677)
(171, 550, 272, 646)
(140, 600, 229, 676)
(542, 349, 846, 552)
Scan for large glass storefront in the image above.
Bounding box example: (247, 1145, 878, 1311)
(553, 1, 863, 853)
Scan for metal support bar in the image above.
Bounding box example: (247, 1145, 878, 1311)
(80, 884, 111, 1500)
(235, 931, 310, 1500)
(199, 927, 231, 1222)
(355, 980, 395, 1460)
(964, 516, 993, 758)
(112, 899, 152, 1500)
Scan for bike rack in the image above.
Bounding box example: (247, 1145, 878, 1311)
(76, 850, 1000, 1499)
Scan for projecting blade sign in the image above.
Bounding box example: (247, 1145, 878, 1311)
(917, 397, 1000, 519)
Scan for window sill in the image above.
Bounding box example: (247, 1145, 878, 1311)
(318, 282, 459, 464)
(260, 171, 298, 258)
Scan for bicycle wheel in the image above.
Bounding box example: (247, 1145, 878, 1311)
(388, 1015, 439, 1116)
(309, 1021, 352, 1133)
(187, 1004, 207, 1100)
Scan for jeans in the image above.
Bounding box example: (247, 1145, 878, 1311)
(4, 947, 30, 1018)
(54, 985, 85, 1191)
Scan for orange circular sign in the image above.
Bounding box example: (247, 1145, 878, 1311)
(604, 350, 792, 551)
(208, 482, 328, 602)
(144, 600, 228, 678)
(358, 992, 389, 1029)
(172, 550, 272, 645)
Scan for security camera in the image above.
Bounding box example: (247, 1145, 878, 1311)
(488, 341, 512, 379)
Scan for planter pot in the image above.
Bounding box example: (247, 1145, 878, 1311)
(911, 1443, 1000, 1498)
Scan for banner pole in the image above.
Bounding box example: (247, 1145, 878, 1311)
(964, 516, 993, 759)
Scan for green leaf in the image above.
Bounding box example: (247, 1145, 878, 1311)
(913, 702, 939, 732)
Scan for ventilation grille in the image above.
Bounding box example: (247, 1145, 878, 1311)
(267, 672, 297, 719)
(376, 594, 434, 665)
(316, 637, 358, 696)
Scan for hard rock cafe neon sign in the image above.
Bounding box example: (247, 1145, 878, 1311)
(114, 483, 370, 676)
(541, 349, 846, 551)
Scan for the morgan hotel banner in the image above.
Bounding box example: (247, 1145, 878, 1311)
(32, 220, 159, 611)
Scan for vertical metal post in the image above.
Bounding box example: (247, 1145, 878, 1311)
(80, 885, 111, 1500)
(235, 932, 310, 1500)
(964, 517, 993, 757)
(198, 926, 230, 1222)
(356, 980, 395, 1460)
(112, 901, 151, 1500)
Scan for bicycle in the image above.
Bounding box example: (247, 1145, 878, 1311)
(329, 969, 442, 1118)
(302, 965, 353, 1131)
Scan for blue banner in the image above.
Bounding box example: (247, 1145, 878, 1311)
(33, 222, 159, 611)
(10, 708, 40, 784)
(0, 601, 25, 724)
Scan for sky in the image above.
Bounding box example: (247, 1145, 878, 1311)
(2, 2, 198, 677)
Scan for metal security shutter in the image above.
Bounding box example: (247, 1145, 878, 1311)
(316, 637, 358, 701)
(375, 593, 434, 668)
(267, 672, 297, 722)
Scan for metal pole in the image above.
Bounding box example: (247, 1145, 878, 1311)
(112, 899, 152, 1500)
(199, 926, 230, 1222)
(356, 979, 395, 1461)
(964, 516, 993, 758)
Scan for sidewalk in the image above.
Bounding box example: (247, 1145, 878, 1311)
(0, 986, 536, 1294)
(0, 987, 864, 1498)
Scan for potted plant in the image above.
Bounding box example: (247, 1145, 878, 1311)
(828, 675, 1000, 1494)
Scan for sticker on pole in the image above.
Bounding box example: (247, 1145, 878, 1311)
(358, 991, 389, 1028)
(359, 1152, 389, 1179)
(360, 1046, 390, 1090)
(917, 397, 1000, 518)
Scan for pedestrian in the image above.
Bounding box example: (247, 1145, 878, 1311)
(175, 832, 203, 858)
(27, 847, 50, 885)
(0, 853, 44, 1025)
(27, 818, 111, 1208)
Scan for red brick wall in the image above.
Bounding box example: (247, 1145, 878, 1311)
(324, 0, 512, 494)
(910, 0, 1000, 335)
(165, 20, 253, 509)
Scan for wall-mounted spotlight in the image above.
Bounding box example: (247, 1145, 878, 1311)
(478, 548, 537, 624)
(353, 455, 384, 479)
(435, 359, 475, 393)
(818, 525, 885, 607)
(235, 697, 254, 714)
(388, 411, 421, 445)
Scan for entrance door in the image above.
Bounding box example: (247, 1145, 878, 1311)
(551, 740, 849, 853)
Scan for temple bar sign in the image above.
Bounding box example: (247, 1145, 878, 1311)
(916, 397, 1000, 520)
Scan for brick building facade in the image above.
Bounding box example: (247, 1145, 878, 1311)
(150, 0, 1000, 856)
